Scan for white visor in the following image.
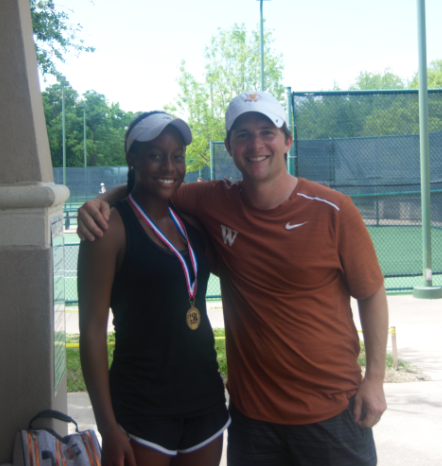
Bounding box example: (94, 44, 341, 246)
(126, 112, 192, 152)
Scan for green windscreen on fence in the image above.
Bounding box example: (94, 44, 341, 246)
(211, 142, 243, 182)
(292, 89, 442, 194)
(55, 162, 211, 202)
(292, 89, 442, 291)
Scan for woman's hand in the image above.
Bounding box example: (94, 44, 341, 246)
(101, 428, 137, 466)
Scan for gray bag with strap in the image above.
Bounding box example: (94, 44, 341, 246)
(12, 410, 101, 466)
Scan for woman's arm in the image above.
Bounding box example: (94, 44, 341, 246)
(78, 209, 135, 466)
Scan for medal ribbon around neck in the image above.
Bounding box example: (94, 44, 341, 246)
(128, 193, 198, 300)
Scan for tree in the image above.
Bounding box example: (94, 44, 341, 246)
(166, 23, 285, 172)
(30, 0, 94, 77)
(42, 83, 138, 167)
(82, 91, 136, 167)
(350, 68, 405, 91)
(409, 59, 442, 89)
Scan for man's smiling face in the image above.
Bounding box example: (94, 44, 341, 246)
(225, 112, 292, 184)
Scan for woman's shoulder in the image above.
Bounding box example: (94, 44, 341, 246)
(83, 204, 125, 252)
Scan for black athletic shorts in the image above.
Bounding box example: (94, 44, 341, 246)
(119, 403, 230, 456)
(227, 397, 377, 466)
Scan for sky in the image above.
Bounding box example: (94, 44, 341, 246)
(41, 0, 442, 114)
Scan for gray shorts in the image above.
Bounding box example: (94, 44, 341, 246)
(227, 397, 377, 466)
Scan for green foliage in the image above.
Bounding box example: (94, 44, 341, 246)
(30, 0, 95, 77)
(213, 328, 227, 381)
(358, 340, 367, 367)
(42, 83, 139, 167)
(166, 23, 285, 173)
(409, 59, 442, 89)
(350, 68, 405, 91)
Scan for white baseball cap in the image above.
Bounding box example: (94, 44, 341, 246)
(126, 112, 192, 152)
(225, 91, 286, 132)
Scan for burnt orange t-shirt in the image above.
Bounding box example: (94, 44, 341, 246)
(172, 178, 384, 425)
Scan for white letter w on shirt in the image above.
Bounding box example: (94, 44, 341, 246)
(221, 225, 238, 247)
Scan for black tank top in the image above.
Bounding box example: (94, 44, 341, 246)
(109, 199, 225, 421)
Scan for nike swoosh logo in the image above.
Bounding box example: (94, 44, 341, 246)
(285, 222, 308, 230)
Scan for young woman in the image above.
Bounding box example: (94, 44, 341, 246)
(78, 112, 229, 466)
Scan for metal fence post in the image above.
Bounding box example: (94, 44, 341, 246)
(329, 137, 335, 185)
(413, 0, 442, 299)
(376, 197, 380, 226)
(286, 87, 295, 176)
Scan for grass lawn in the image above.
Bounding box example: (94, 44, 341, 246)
(66, 332, 402, 393)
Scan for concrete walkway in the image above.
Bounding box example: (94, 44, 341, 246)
(67, 294, 442, 465)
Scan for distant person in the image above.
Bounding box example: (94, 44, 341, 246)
(78, 92, 388, 466)
(78, 112, 229, 466)
(99, 182, 106, 194)
(197, 177, 203, 182)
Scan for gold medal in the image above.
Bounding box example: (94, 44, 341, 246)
(186, 300, 201, 330)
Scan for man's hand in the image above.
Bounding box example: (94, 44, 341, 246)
(77, 198, 111, 241)
(355, 283, 389, 428)
(353, 377, 386, 428)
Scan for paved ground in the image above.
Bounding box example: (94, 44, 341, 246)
(68, 294, 442, 465)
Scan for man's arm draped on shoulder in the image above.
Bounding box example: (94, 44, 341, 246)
(77, 181, 209, 241)
(170, 180, 208, 216)
(77, 184, 127, 241)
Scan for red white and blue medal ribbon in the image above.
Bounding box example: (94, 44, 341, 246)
(127, 194, 200, 329)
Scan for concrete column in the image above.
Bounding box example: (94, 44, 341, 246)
(0, 0, 70, 462)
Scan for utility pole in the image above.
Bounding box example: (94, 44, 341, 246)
(57, 76, 67, 185)
(257, 0, 271, 91)
(79, 102, 87, 167)
(413, 0, 442, 299)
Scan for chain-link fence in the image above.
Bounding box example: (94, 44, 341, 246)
(210, 142, 243, 182)
(65, 243, 79, 304)
(55, 162, 211, 203)
(292, 89, 442, 291)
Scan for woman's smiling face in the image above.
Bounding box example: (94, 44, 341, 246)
(127, 125, 186, 201)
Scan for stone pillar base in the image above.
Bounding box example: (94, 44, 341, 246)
(0, 182, 70, 463)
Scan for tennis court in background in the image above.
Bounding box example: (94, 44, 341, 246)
(64, 223, 441, 304)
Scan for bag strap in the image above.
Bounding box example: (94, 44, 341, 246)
(29, 410, 79, 433)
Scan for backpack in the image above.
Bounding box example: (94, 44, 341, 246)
(12, 410, 101, 466)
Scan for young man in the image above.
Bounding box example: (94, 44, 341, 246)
(78, 91, 388, 466)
